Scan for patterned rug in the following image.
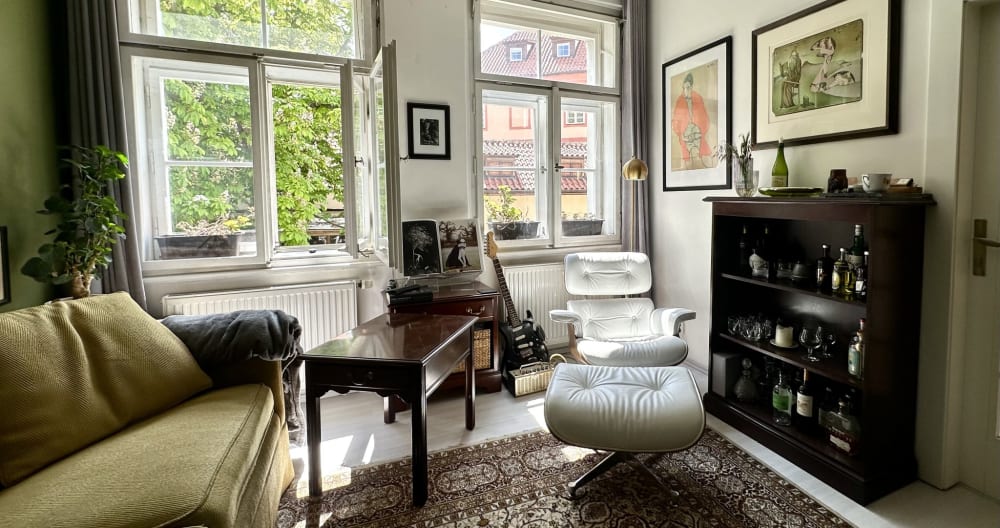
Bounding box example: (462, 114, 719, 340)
(276, 429, 849, 527)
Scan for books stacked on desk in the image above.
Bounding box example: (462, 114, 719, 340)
(385, 284, 433, 305)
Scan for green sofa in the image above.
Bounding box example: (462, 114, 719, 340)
(0, 293, 294, 527)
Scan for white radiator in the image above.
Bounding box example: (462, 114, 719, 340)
(504, 264, 575, 346)
(161, 281, 358, 351)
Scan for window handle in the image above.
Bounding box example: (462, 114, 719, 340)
(554, 164, 565, 171)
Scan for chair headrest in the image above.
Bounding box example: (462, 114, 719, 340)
(564, 252, 652, 296)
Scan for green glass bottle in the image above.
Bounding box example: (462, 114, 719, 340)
(771, 139, 789, 187)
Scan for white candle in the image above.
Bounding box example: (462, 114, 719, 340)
(775, 325, 793, 348)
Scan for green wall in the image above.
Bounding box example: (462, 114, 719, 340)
(0, 0, 57, 311)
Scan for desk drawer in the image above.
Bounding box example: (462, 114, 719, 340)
(396, 299, 495, 319)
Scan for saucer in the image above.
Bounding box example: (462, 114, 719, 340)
(769, 339, 798, 350)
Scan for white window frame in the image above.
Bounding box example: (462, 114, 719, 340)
(555, 41, 571, 57)
(564, 110, 586, 124)
(509, 47, 524, 62)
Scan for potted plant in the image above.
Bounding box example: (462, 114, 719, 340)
(561, 212, 605, 236)
(21, 145, 128, 299)
(154, 215, 251, 259)
(718, 132, 757, 197)
(485, 185, 540, 240)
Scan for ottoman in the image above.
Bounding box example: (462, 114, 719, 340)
(543, 363, 705, 497)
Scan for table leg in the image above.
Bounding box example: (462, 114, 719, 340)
(411, 389, 428, 506)
(306, 383, 322, 497)
(465, 331, 476, 430)
(383, 396, 397, 424)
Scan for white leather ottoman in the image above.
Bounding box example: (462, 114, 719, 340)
(544, 363, 705, 497)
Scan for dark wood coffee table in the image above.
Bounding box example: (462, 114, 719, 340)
(302, 312, 478, 506)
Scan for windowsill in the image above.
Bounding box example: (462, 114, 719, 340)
(494, 243, 622, 267)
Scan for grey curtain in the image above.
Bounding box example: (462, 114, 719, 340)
(65, 0, 147, 309)
(620, 0, 648, 254)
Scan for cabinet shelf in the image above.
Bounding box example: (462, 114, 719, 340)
(720, 273, 867, 308)
(717, 333, 861, 388)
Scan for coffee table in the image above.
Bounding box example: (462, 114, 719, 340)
(302, 312, 478, 506)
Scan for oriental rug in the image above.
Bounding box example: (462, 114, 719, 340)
(276, 428, 849, 527)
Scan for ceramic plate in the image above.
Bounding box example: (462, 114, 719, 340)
(769, 339, 799, 350)
(758, 187, 824, 197)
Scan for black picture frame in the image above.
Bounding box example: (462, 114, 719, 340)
(751, 0, 901, 149)
(0, 226, 10, 305)
(661, 36, 732, 192)
(406, 102, 451, 160)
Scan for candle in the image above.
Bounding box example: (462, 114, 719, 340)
(775, 325, 794, 347)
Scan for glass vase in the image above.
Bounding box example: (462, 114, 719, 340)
(734, 166, 759, 197)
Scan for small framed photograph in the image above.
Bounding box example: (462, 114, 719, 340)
(0, 226, 10, 305)
(406, 102, 451, 160)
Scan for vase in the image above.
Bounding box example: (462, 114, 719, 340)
(734, 167, 759, 198)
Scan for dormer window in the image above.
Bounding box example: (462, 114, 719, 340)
(509, 47, 523, 61)
(556, 42, 571, 58)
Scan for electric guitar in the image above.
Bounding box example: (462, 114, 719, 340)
(485, 232, 548, 373)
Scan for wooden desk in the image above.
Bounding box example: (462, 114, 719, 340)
(302, 313, 478, 506)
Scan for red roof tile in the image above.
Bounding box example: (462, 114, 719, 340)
(481, 31, 589, 82)
(482, 139, 588, 193)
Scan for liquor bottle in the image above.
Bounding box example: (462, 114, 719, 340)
(818, 385, 838, 431)
(795, 369, 816, 432)
(815, 244, 834, 293)
(847, 318, 866, 379)
(752, 225, 771, 279)
(771, 139, 789, 187)
(828, 398, 861, 455)
(854, 250, 869, 301)
(847, 224, 866, 270)
(738, 224, 752, 275)
(831, 247, 853, 298)
(772, 369, 793, 426)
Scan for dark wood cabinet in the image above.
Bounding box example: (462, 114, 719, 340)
(703, 196, 934, 505)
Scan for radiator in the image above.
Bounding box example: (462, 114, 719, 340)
(504, 263, 575, 346)
(161, 281, 358, 351)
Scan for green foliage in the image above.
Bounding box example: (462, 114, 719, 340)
(485, 185, 526, 223)
(21, 146, 128, 294)
(718, 132, 754, 175)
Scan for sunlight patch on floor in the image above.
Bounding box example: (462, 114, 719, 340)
(560, 445, 593, 462)
(524, 396, 549, 431)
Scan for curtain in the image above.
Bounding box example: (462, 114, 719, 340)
(64, 0, 147, 309)
(620, 0, 648, 255)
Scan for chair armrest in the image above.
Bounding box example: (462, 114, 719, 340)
(203, 358, 286, 421)
(550, 309, 584, 338)
(651, 308, 696, 337)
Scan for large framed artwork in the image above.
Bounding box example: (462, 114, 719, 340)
(662, 36, 732, 192)
(406, 102, 451, 160)
(0, 226, 9, 305)
(751, 0, 901, 148)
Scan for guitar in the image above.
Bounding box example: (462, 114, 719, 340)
(485, 232, 549, 374)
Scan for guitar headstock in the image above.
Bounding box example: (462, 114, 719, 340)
(485, 231, 498, 260)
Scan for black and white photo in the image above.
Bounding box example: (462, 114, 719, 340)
(407, 102, 451, 159)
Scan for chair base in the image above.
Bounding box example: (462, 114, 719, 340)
(567, 451, 679, 499)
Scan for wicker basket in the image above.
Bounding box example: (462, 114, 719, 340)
(452, 329, 492, 373)
(503, 361, 554, 396)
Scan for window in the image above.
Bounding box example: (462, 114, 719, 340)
(118, 1, 399, 272)
(509, 47, 524, 62)
(476, 0, 619, 247)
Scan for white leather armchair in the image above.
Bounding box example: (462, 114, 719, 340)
(549, 252, 696, 366)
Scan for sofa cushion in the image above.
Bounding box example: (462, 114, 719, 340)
(0, 384, 280, 528)
(0, 292, 212, 486)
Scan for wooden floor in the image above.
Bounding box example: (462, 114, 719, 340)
(291, 367, 1000, 528)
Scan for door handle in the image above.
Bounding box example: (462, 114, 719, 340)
(973, 218, 1000, 276)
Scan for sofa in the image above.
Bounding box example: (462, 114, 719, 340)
(0, 292, 294, 527)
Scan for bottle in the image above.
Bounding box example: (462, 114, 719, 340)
(733, 358, 758, 402)
(771, 139, 789, 187)
(816, 244, 834, 293)
(818, 386, 838, 431)
(832, 247, 853, 298)
(847, 318, 865, 379)
(772, 369, 793, 426)
(828, 398, 861, 455)
(738, 224, 752, 275)
(847, 224, 866, 270)
(854, 250, 869, 301)
(751, 225, 771, 279)
(795, 369, 816, 432)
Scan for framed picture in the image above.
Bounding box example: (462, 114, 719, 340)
(0, 226, 9, 305)
(406, 102, 451, 160)
(662, 36, 732, 192)
(751, 0, 901, 148)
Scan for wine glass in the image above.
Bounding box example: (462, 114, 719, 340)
(799, 327, 823, 362)
(819, 328, 836, 359)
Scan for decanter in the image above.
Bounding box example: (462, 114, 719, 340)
(733, 358, 758, 402)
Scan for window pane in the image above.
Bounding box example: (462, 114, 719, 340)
(161, 166, 256, 258)
(267, 0, 356, 57)
(271, 84, 345, 248)
(157, 0, 262, 48)
(163, 79, 252, 162)
(481, 23, 538, 79)
(559, 98, 615, 237)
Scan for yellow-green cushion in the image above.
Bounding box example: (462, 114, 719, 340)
(0, 292, 212, 486)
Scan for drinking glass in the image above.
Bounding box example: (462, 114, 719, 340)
(727, 315, 741, 336)
(819, 329, 836, 359)
(799, 327, 823, 362)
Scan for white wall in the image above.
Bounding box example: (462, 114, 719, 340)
(648, 0, 965, 488)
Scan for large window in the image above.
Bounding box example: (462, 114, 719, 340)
(476, 0, 619, 247)
(118, 1, 397, 272)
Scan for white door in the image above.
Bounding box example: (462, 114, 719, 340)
(959, 0, 1000, 501)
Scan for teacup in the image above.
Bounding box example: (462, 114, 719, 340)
(862, 173, 891, 192)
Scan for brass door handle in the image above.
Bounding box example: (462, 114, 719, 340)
(466, 306, 485, 316)
(973, 219, 1000, 276)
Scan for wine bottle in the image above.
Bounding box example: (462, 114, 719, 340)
(854, 250, 869, 301)
(818, 385, 838, 431)
(771, 139, 788, 187)
(795, 369, 816, 432)
(828, 398, 861, 455)
(816, 244, 833, 293)
(832, 247, 853, 298)
(847, 224, 866, 270)
(772, 370, 793, 426)
(847, 318, 866, 379)
(738, 224, 752, 275)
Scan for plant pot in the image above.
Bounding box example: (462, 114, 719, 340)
(561, 219, 604, 236)
(488, 221, 541, 240)
(155, 233, 243, 259)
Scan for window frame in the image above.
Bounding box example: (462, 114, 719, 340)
(564, 110, 587, 125)
(555, 41, 571, 57)
(509, 47, 524, 62)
